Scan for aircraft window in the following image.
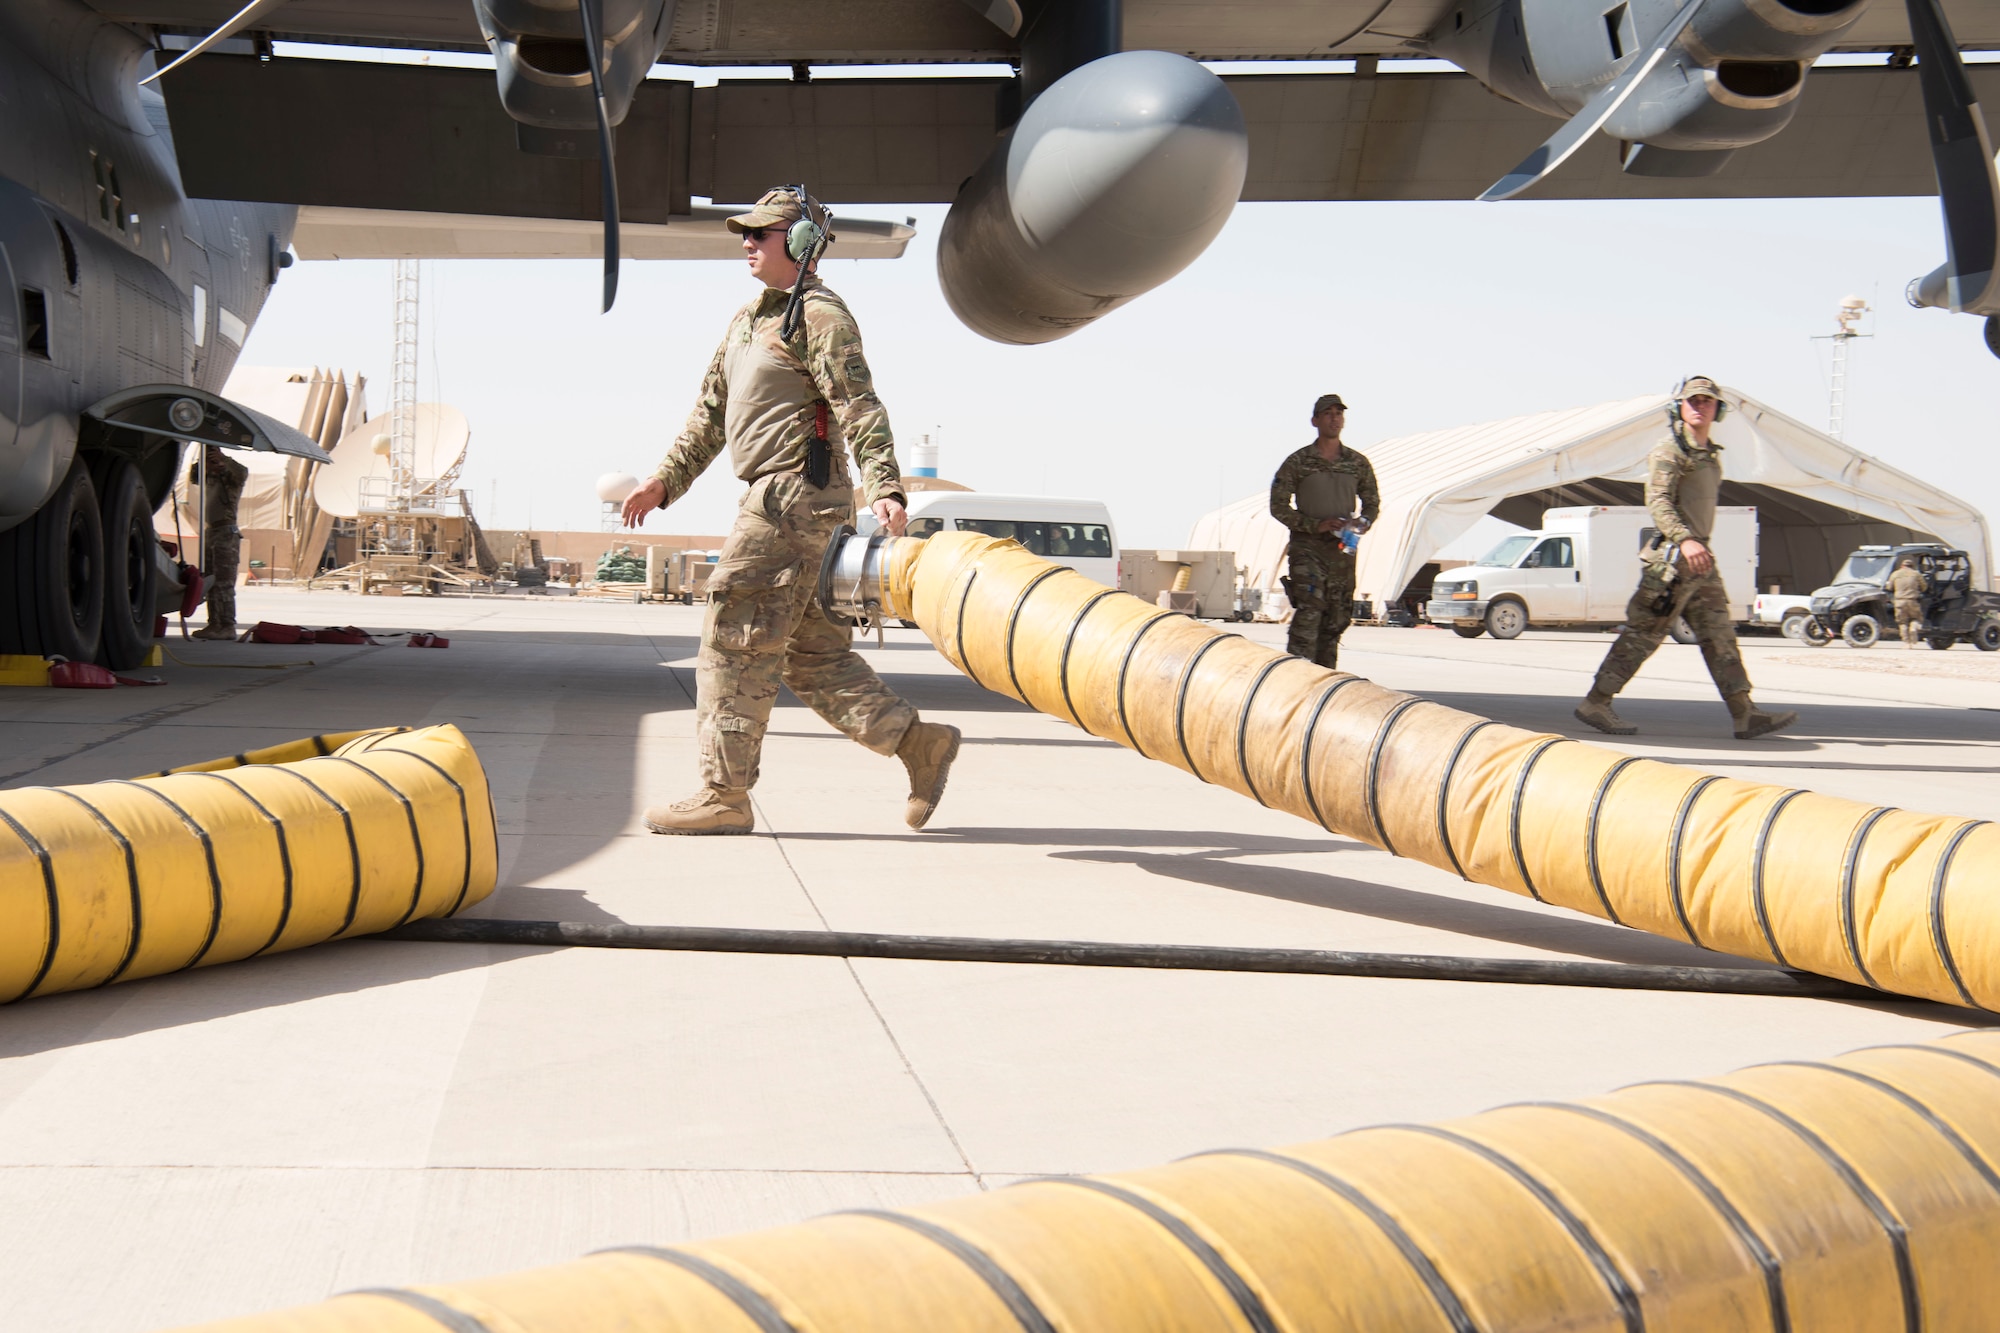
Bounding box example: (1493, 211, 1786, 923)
(191, 284, 207, 347)
(92, 154, 124, 232)
(908, 517, 944, 539)
(1532, 537, 1573, 568)
(20, 289, 48, 359)
(160, 224, 170, 267)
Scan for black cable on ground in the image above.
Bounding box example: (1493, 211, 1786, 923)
(383, 918, 1894, 1002)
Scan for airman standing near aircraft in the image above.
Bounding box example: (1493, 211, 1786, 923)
(1269, 393, 1379, 670)
(1575, 377, 1797, 740)
(1888, 555, 1929, 648)
(192, 445, 248, 641)
(621, 187, 960, 835)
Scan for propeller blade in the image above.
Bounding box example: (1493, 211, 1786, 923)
(576, 0, 622, 312)
(1478, 0, 1705, 202)
(140, 0, 293, 86)
(1903, 0, 2000, 313)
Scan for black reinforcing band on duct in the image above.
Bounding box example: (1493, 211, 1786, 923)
(1840, 807, 1897, 990)
(379, 746, 477, 916)
(1194, 1148, 1477, 1333)
(844, 1211, 1058, 1333)
(952, 564, 984, 690)
(1233, 656, 1294, 808)
(348, 1288, 494, 1333)
(1300, 675, 1365, 833)
(1664, 775, 1724, 948)
(1030, 1177, 1279, 1333)
(604, 1247, 801, 1333)
(1364, 697, 1425, 856)
(1928, 820, 1988, 1008)
(47, 789, 146, 982)
(1057, 589, 1119, 727)
(113, 780, 226, 969)
(1664, 1082, 1921, 1333)
(184, 772, 296, 957)
(383, 918, 1911, 1004)
(267, 765, 364, 939)
(1396, 1125, 1643, 1333)
(1583, 757, 1645, 926)
(1114, 614, 1180, 757)
(1540, 1102, 1790, 1333)
(1434, 719, 1497, 882)
(1173, 635, 1240, 783)
(1506, 738, 1569, 903)
(328, 758, 429, 928)
(0, 806, 60, 1002)
(1004, 566, 1069, 707)
(1751, 789, 1806, 968)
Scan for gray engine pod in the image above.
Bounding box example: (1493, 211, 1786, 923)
(938, 50, 1248, 345)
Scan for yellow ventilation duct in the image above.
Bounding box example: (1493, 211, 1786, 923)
(816, 530, 1999, 1011)
(0, 725, 497, 1001)
(168, 1029, 2000, 1331)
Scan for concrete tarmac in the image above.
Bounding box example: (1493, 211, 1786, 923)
(3, 590, 1996, 1329)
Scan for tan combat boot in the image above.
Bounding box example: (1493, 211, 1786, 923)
(897, 720, 961, 830)
(191, 622, 238, 641)
(644, 787, 754, 835)
(1573, 690, 1636, 736)
(1726, 692, 1798, 740)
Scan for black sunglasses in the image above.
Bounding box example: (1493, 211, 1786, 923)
(741, 226, 779, 242)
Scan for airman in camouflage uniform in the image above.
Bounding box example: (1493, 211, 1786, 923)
(1887, 556, 1927, 648)
(1575, 377, 1796, 740)
(193, 444, 248, 640)
(1270, 393, 1379, 670)
(622, 187, 959, 835)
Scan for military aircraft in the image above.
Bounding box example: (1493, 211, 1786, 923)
(3, 0, 1998, 671)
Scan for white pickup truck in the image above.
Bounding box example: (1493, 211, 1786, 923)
(1427, 505, 1758, 640)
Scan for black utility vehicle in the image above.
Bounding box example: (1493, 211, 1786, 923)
(1804, 544, 2000, 650)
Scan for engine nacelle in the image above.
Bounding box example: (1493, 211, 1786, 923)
(937, 51, 1248, 346)
(473, 0, 672, 132)
(1429, 0, 1864, 167)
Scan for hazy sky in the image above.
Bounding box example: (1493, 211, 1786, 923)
(237, 76, 1998, 552)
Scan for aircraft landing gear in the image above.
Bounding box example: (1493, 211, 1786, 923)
(97, 460, 160, 670)
(0, 458, 104, 665)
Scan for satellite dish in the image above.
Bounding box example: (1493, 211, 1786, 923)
(371, 434, 392, 456)
(314, 403, 471, 518)
(596, 472, 640, 503)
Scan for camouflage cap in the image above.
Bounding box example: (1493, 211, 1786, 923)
(727, 186, 824, 234)
(1679, 375, 1724, 400)
(1313, 393, 1348, 414)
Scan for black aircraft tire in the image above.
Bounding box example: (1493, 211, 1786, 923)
(97, 461, 159, 670)
(0, 458, 103, 663)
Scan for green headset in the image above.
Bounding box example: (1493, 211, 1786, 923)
(784, 183, 831, 262)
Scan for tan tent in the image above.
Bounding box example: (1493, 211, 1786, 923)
(1191, 388, 1992, 613)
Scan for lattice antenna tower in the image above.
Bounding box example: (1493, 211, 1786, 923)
(1813, 295, 1871, 440)
(389, 259, 421, 510)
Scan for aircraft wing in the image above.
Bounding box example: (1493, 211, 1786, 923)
(81, 0, 2000, 60)
(163, 53, 2000, 216)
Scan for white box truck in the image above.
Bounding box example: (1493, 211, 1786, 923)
(1426, 505, 1757, 640)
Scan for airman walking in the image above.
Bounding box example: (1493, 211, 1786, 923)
(1887, 555, 1928, 648)
(622, 187, 960, 835)
(1269, 393, 1379, 671)
(1575, 377, 1797, 740)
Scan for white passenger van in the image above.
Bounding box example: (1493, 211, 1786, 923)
(863, 492, 1121, 587)
(1426, 505, 1757, 639)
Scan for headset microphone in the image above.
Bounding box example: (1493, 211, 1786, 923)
(780, 183, 835, 342)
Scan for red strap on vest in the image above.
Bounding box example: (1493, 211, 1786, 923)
(814, 401, 828, 440)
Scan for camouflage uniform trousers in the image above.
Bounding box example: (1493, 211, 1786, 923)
(696, 472, 917, 791)
(1592, 561, 1752, 700)
(1284, 537, 1355, 668)
(202, 445, 249, 630)
(1894, 597, 1925, 628)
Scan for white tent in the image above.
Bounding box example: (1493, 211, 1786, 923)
(1191, 388, 1993, 611)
